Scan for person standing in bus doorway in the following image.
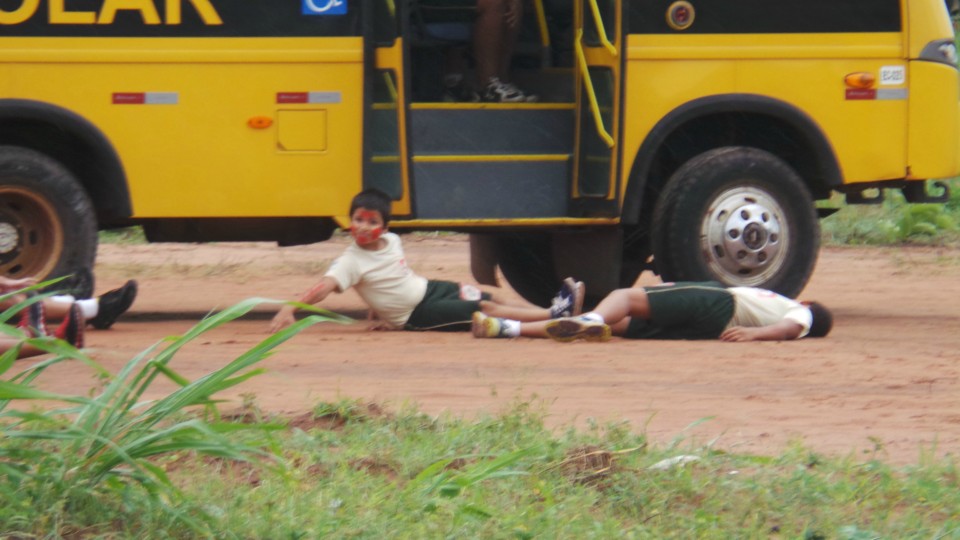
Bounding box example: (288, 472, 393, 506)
(474, 0, 538, 102)
(268, 189, 582, 334)
(440, 0, 539, 103)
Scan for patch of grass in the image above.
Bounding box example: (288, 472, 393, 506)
(0, 292, 352, 537)
(99, 226, 146, 245)
(1, 301, 957, 536)
(822, 178, 960, 246)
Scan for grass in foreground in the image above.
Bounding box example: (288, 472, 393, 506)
(0, 295, 956, 539)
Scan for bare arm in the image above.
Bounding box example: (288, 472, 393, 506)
(719, 320, 804, 342)
(269, 276, 339, 333)
(0, 276, 37, 293)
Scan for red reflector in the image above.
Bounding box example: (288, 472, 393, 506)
(845, 89, 877, 100)
(277, 92, 309, 104)
(112, 92, 146, 104)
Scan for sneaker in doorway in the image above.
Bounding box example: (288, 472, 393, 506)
(545, 316, 611, 343)
(481, 77, 539, 103)
(549, 278, 585, 319)
(472, 311, 506, 338)
(89, 280, 138, 330)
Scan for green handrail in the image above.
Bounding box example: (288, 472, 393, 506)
(574, 28, 615, 148)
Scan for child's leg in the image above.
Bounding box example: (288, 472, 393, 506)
(478, 286, 543, 309)
(479, 300, 550, 321)
(0, 338, 45, 359)
(586, 288, 652, 325)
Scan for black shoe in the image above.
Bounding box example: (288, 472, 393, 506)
(89, 280, 137, 330)
(54, 303, 85, 348)
(441, 80, 480, 103)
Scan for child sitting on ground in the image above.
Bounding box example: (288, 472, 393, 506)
(269, 189, 581, 334)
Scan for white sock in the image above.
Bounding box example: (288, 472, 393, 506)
(580, 312, 604, 324)
(76, 298, 99, 319)
(50, 295, 75, 304)
(502, 319, 521, 338)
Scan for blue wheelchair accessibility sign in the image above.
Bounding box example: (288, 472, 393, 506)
(303, 0, 347, 15)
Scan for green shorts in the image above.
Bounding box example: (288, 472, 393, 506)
(623, 281, 734, 340)
(405, 280, 492, 332)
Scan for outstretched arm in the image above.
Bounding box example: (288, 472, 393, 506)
(270, 276, 339, 333)
(719, 320, 804, 342)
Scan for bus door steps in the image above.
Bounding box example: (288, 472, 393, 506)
(409, 104, 575, 220)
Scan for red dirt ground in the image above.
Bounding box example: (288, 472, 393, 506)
(31, 235, 960, 465)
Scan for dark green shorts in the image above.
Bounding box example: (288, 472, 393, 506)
(405, 280, 492, 332)
(623, 281, 734, 340)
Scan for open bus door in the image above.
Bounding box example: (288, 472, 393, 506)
(548, 0, 627, 302)
(367, 0, 412, 217)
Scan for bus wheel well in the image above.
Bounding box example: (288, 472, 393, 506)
(625, 104, 841, 231)
(0, 103, 131, 227)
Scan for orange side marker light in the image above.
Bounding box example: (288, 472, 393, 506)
(248, 116, 273, 129)
(844, 72, 876, 89)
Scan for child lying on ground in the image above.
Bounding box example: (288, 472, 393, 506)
(473, 280, 833, 342)
(1, 272, 138, 359)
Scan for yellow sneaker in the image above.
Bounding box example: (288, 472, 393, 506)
(545, 316, 611, 343)
(472, 311, 505, 338)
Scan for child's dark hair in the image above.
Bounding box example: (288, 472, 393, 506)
(807, 301, 833, 338)
(349, 188, 392, 226)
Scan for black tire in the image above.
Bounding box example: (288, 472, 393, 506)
(651, 147, 819, 298)
(496, 233, 561, 307)
(0, 146, 97, 291)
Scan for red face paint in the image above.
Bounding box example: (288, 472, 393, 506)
(350, 208, 385, 247)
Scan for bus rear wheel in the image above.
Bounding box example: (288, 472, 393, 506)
(651, 146, 819, 298)
(0, 146, 97, 290)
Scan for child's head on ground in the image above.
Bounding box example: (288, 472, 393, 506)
(350, 189, 392, 226)
(806, 301, 833, 338)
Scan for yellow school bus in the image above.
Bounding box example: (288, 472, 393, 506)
(0, 0, 956, 303)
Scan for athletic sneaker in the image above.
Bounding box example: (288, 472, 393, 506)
(481, 77, 539, 103)
(89, 280, 138, 330)
(472, 311, 506, 338)
(17, 298, 46, 338)
(549, 278, 585, 319)
(545, 316, 611, 343)
(54, 303, 85, 348)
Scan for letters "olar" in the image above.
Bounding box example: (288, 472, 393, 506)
(0, 0, 223, 25)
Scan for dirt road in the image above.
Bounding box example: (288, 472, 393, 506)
(33, 235, 960, 465)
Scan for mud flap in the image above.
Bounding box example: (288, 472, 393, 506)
(469, 233, 500, 286)
(552, 228, 623, 304)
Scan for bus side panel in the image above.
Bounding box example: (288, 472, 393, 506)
(0, 38, 365, 219)
(622, 33, 908, 189)
(908, 61, 960, 179)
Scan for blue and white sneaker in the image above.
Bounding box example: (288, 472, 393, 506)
(549, 278, 585, 319)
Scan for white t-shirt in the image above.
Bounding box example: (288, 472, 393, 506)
(325, 232, 428, 328)
(726, 287, 813, 338)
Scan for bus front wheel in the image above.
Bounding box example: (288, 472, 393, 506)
(651, 146, 819, 298)
(0, 146, 98, 289)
